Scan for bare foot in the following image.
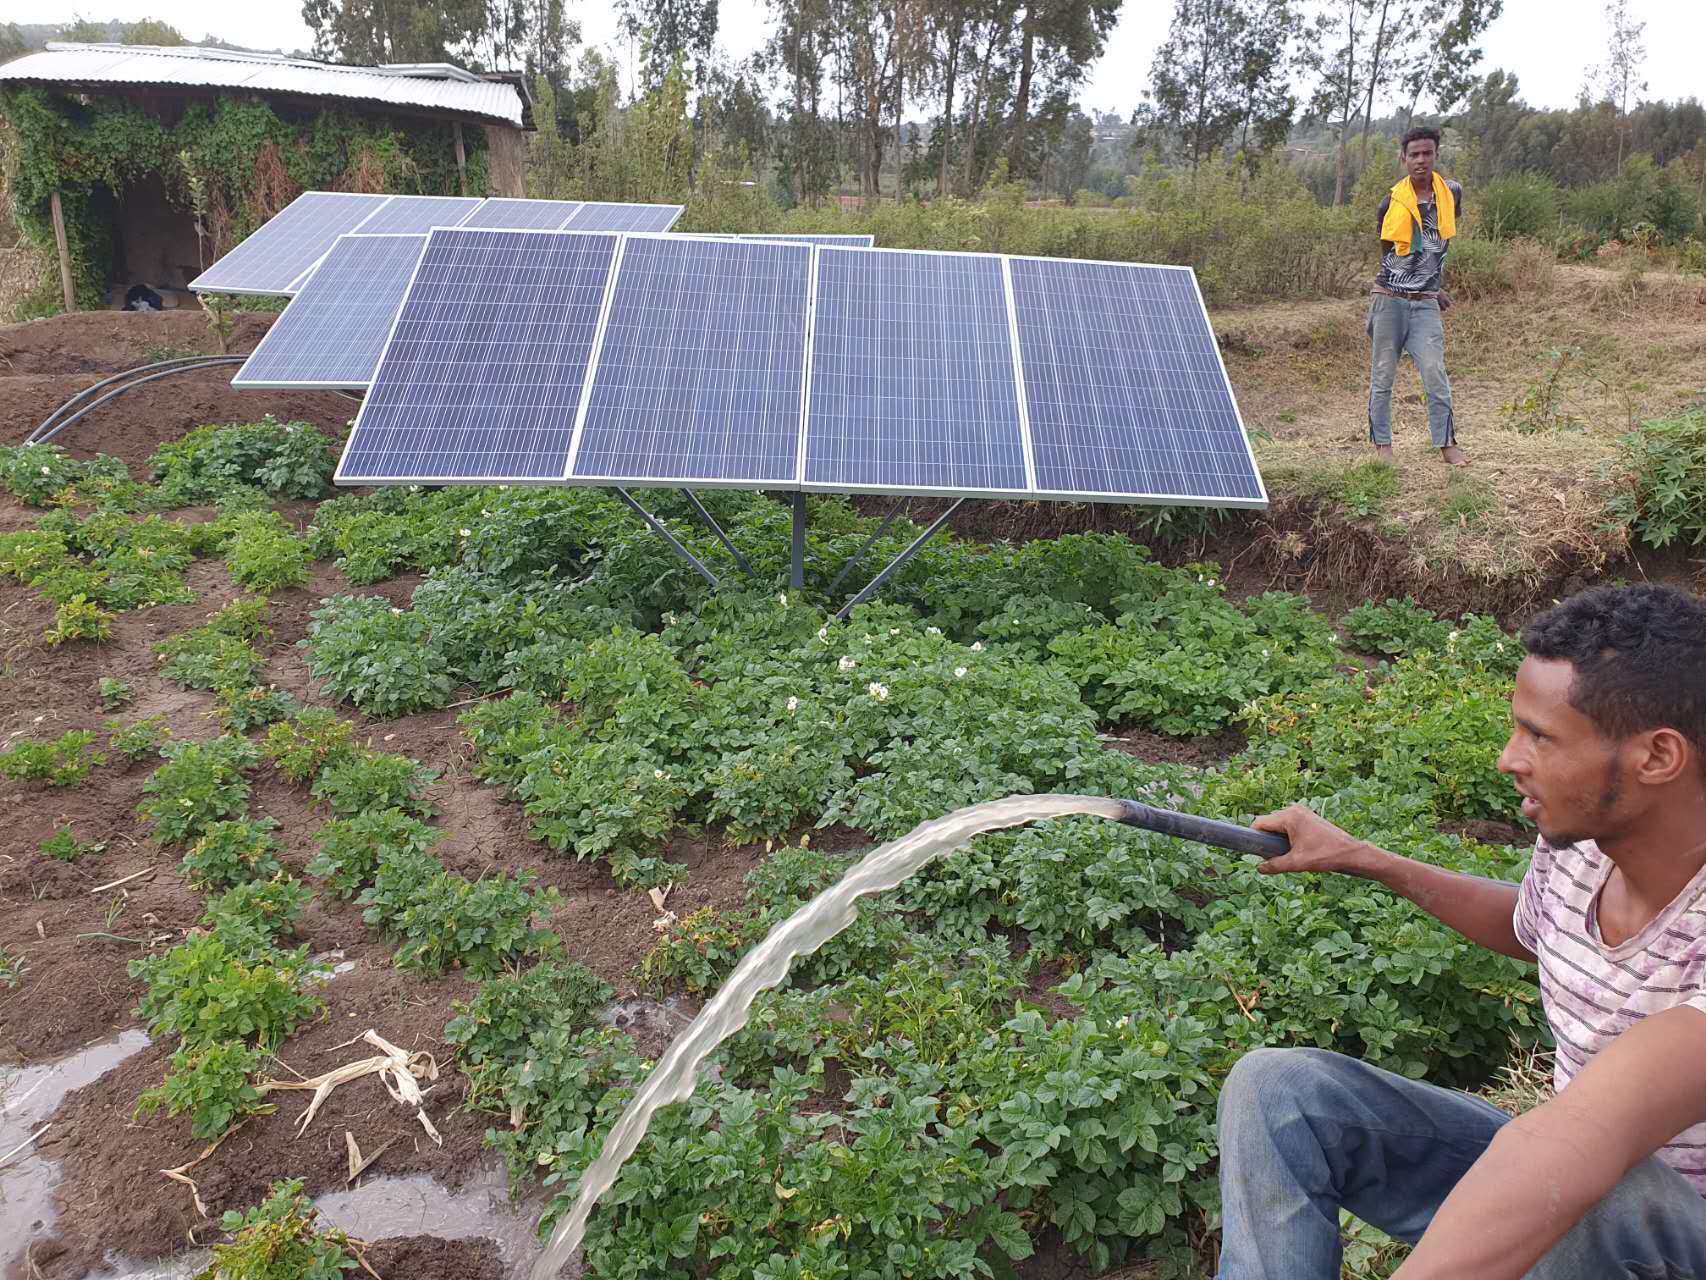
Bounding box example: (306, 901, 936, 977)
(1372, 444, 1394, 464)
(1441, 445, 1469, 466)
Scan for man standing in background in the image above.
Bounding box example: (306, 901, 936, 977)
(1369, 126, 1468, 467)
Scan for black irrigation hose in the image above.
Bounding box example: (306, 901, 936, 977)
(1115, 800, 1292, 860)
(27, 356, 249, 446)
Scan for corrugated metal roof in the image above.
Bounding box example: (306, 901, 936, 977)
(0, 44, 524, 127)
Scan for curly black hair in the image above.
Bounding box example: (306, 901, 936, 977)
(1400, 126, 1442, 154)
(1521, 584, 1706, 758)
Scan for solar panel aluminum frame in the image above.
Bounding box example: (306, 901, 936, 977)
(561, 233, 813, 491)
(1003, 252, 1268, 510)
(797, 244, 1036, 502)
(333, 225, 624, 488)
(191, 191, 395, 297)
(231, 232, 432, 391)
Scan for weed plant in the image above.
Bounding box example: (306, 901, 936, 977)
(41, 828, 100, 861)
(1605, 409, 1706, 548)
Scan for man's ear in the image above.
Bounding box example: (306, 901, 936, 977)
(1634, 727, 1695, 788)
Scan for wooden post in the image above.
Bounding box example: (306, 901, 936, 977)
(49, 191, 76, 313)
(452, 121, 468, 196)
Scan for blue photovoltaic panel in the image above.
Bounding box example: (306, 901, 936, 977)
(1008, 257, 1263, 503)
(741, 233, 875, 248)
(804, 249, 1028, 494)
(570, 237, 810, 485)
(353, 195, 481, 234)
(461, 198, 581, 229)
(189, 191, 391, 295)
(565, 202, 685, 233)
(336, 228, 619, 484)
(232, 234, 426, 389)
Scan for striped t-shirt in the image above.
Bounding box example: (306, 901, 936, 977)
(1513, 836, 1706, 1194)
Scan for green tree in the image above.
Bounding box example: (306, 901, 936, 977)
(120, 18, 185, 45)
(1004, 0, 1121, 181)
(619, 0, 720, 90)
(1585, 0, 1646, 176)
(57, 18, 113, 43)
(1, 22, 31, 63)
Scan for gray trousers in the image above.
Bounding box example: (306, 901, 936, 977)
(1367, 293, 1457, 448)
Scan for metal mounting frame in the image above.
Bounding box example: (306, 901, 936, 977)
(834, 500, 963, 622)
(612, 488, 720, 588)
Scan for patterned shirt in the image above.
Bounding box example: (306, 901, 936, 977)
(1374, 180, 1463, 294)
(1513, 836, 1706, 1195)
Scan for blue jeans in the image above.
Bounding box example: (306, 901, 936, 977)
(1217, 1047, 1706, 1279)
(1367, 294, 1456, 448)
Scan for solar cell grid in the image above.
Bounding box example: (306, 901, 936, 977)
(1007, 256, 1263, 504)
(354, 195, 482, 235)
(569, 236, 810, 486)
(232, 234, 426, 389)
(565, 202, 685, 233)
(804, 248, 1029, 495)
(740, 233, 875, 247)
(189, 191, 392, 295)
(460, 198, 581, 230)
(336, 228, 619, 484)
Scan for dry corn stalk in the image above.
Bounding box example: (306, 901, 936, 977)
(258, 1030, 442, 1145)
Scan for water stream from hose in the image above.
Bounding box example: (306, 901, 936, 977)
(530, 792, 1128, 1279)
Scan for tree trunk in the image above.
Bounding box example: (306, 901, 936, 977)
(1358, 0, 1392, 169)
(894, 19, 905, 204)
(962, 24, 1000, 193)
(1332, 9, 1357, 207)
(938, 17, 963, 197)
(1006, 10, 1037, 179)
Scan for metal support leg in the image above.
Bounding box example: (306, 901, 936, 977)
(834, 499, 962, 622)
(790, 492, 807, 591)
(613, 488, 720, 589)
(828, 497, 909, 594)
(679, 488, 752, 575)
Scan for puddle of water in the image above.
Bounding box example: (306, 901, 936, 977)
(79, 1250, 208, 1280)
(1, 1029, 152, 1275)
(316, 1166, 546, 1275)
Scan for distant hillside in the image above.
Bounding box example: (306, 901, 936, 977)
(6, 20, 278, 55)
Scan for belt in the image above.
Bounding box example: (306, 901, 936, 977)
(1372, 285, 1440, 301)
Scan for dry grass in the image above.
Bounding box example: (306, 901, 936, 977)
(0, 244, 50, 324)
(1216, 260, 1706, 613)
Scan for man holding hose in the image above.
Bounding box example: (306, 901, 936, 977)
(1217, 583, 1706, 1279)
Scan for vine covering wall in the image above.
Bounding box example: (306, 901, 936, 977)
(0, 88, 490, 314)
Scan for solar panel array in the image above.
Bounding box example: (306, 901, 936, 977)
(193, 192, 684, 294)
(336, 229, 619, 484)
(570, 237, 810, 486)
(188, 192, 391, 295)
(233, 234, 426, 390)
(308, 227, 1262, 507)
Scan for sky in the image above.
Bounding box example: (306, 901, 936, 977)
(14, 0, 1705, 120)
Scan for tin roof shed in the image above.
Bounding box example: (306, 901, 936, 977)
(0, 43, 529, 128)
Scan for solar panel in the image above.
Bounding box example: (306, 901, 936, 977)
(803, 248, 1029, 496)
(336, 228, 619, 485)
(231, 234, 426, 390)
(461, 198, 581, 230)
(565, 203, 685, 233)
(190, 191, 392, 295)
(568, 237, 810, 486)
(1008, 257, 1264, 505)
(741, 233, 875, 248)
(353, 195, 482, 235)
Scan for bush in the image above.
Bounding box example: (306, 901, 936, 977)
(224, 511, 312, 593)
(0, 728, 105, 785)
(1604, 410, 1706, 548)
(147, 418, 335, 507)
(262, 709, 357, 784)
(201, 1179, 354, 1279)
(307, 809, 441, 899)
(181, 818, 284, 890)
(301, 595, 453, 716)
(357, 849, 560, 978)
(136, 1039, 268, 1140)
(138, 736, 259, 846)
(310, 749, 439, 817)
(1474, 173, 1560, 241)
(130, 929, 322, 1049)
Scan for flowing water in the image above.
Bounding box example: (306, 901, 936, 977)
(530, 793, 1127, 1279)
